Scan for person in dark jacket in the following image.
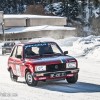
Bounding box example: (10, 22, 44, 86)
(25, 47, 36, 57)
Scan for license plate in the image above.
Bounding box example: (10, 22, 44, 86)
(50, 72, 66, 78)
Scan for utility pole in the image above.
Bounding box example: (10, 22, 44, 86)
(0, 11, 5, 41)
(64, 0, 69, 26)
(0, 21, 5, 41)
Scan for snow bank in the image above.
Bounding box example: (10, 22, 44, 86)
(86, 46, 100, 60)
(56, 37, 79, 46)
(73, 35, 100, 59)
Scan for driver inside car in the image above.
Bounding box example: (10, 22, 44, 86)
(39, 45, 53, 55)
(25, 47, 36, 57)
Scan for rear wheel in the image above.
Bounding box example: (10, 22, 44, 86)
(25, 71, 38, 86)
(10, 69, 18, 82)
(66, 74, 78, 83)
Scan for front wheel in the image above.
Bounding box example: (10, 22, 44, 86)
(25, 71, 38, 86)
(10, 69, 18, 82)
(66, 74, 78, 83)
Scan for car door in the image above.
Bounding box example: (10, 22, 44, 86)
(8, 46, 17, 75)
(14, 45, 25, 77)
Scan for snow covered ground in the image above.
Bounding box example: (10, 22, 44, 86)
(0, 36, 100, 100)
(4, 25, 75, 34)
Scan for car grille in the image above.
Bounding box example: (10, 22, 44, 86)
(46, 63, 66, 72)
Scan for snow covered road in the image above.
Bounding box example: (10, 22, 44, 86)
(0, 55, 100, 100)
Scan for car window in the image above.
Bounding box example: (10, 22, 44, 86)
(24, 42, 63, 58)
(16, 46, 23, 59)
(50, 44, 61, 54)
(32, 47, 39, 54)
(10, 46, 17, 58)
(39, 45, 53, 55)
(3, 42, 15, 47)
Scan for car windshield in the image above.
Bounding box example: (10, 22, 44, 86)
(4, 42, 15, 47)
(24, 42, 63, 58)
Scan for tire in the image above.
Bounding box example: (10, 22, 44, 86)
(10, 69, 18, 82)
(25, 71, 38, 86)
(66, 73, 78, 83)
(2, 50, 4, 55)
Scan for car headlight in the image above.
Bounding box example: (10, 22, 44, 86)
(66, 62, 76, 68)
(35, 65, 46, 72)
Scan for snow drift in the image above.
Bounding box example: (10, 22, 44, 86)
(73, 35, 100, 60)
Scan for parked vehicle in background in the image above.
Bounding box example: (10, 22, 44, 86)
(8, 41, 79, 86)
(2, 41, 20, 55)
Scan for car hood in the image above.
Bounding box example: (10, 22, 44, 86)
(25, 55, 76, 65)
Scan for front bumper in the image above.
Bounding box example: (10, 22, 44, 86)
(33, 68, 79, 81)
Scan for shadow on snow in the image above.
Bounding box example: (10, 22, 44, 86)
(17, 80, 100, 93)
(36, 81, 100, 93)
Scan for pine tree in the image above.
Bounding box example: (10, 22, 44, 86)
(0, 0, 27, 14)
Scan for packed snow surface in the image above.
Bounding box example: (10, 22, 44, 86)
(0, 35, 100, 100)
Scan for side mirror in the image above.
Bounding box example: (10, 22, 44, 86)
(64, 51, 68, 55)
(16, 55, 22, 59)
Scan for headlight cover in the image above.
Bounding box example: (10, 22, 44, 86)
(66, 62, 76, 68)
(35, 65, 46, 72)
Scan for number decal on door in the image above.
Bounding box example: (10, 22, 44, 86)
(16, 65, 21, 76)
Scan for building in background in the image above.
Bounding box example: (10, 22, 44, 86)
(0, 12, 76, 42)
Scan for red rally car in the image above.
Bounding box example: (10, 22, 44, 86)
(8, 41, 79, 86)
